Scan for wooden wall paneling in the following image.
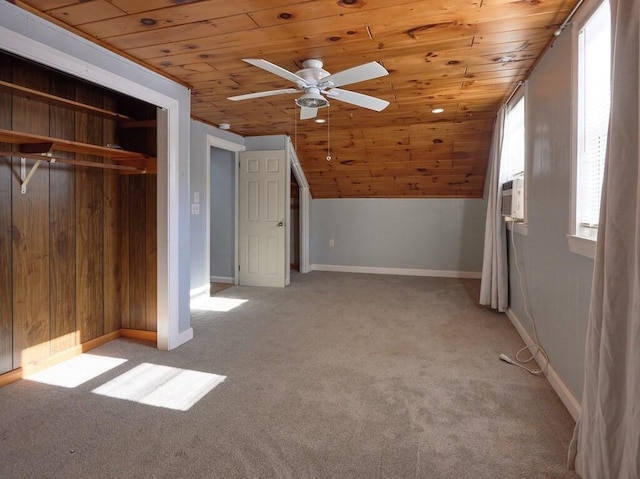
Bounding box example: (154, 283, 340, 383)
(11, 60, 51, 368)
(117, 99, 156, 332)
(102, 95, 123, 334)
(145, 175, 157, 331)
(74, 84, 105, 343)
(117, 175, 130, 329)
(0, 57, 13, 374)
(144, 114, 157, 332)
(127, 175, 146, 330)
(48, 76, 78, 354)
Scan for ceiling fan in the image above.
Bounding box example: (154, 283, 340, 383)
(228, 58, 390, 119)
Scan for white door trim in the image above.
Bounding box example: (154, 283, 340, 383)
(287, 137, 311, 274)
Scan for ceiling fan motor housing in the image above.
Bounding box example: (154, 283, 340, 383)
(294, 60, 331, 108)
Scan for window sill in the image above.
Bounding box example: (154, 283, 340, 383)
(506, 221, 528, 236)
(567, 234, 596, 259)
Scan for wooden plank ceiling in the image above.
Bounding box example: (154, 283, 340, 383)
(15, 0, 577, 198)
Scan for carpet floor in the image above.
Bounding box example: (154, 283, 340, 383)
(0, 272, 578, 478)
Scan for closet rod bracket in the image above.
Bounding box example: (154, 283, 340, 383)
(19, 142, 53, 194)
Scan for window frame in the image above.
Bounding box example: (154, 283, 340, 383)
(568, 0, 611, 259)
(501, 85, 528, 234)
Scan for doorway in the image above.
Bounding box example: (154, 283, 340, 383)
(205, 134, 309, 292)
(209, 147, 236, 294)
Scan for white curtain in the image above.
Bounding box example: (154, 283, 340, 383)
(569, 0, 640, 476)
(480, 106, 509, 312)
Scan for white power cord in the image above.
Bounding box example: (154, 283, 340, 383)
(499, 221, 549, 376)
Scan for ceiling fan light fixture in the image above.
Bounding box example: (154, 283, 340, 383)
(295, 91, 329, 109)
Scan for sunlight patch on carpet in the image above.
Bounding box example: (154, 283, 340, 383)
(24, 354, 128, 388)
(190, 295, 248, 312)
(92, 363, 226, 411)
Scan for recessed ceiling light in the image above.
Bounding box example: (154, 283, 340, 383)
(315, 118, 326, 124)
(432, 108, 445, 114)
(219, 123, 231, 130)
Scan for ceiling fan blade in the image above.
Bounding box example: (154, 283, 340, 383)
(300, 106, 318, 120)
(325, 88, 389, 111)
(320, 61, 388, 88)
(243, 59, 307, 85)
(228, 88, 298, 101)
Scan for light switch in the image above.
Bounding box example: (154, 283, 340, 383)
(193, 191, 200, 203)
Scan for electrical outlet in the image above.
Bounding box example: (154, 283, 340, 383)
(191, 203, 200, 215)
(329, 239, 334, 248)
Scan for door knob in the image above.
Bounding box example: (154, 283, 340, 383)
(277, 221, 285, 227)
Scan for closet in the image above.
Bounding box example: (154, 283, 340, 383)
(0, 51, 157, 381)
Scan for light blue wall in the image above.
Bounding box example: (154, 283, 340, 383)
(189, 120, 244, 291)
(210, 147, 235, 280)
(310, 198, 486, 274)
(508, 29, 592, 400)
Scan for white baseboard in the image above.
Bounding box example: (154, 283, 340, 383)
(310, 264, 481, 279)
(170, 327, 193, 350)
(210, 276, 234, 284)
(189, 284, 209, 299)
(505, 308, 581, 421)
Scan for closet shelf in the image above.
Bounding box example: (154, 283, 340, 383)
(0, 80, 133, 121)
(0, 129, 156, 174)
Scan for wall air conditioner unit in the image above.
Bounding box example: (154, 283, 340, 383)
(501, 178, 524, 221)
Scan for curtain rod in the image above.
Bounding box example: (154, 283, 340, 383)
(554, 0, 586, 37)
(505, 81, 523, 106)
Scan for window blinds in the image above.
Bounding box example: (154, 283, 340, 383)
(576, 1, 611, 239)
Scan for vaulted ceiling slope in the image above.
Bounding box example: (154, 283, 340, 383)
(15, 0, 577, 198)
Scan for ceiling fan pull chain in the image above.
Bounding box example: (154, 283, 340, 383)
(326, 105, 331, 161)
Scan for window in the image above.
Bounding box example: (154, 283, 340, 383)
(500, 91, 527, 228)
(574, 0, 611, 241)
(501, 94, 525, 183)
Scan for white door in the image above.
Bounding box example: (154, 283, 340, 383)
(238, 150, 287, 287)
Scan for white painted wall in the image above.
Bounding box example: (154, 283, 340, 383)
(310, 198, 486, 276)
(507, 28, 592, 404)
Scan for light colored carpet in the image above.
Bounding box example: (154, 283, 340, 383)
(0, 272, 578, 478)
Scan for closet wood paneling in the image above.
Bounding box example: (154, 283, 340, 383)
(145, 177, 157, 331)
(75, 84, 106, 344)
(102, 96, 123, 334)
(127, 175, 146, 330)
(11, 61, 51, 368)
(49, 78, 77, 354)
(0, 61, 13, 375)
